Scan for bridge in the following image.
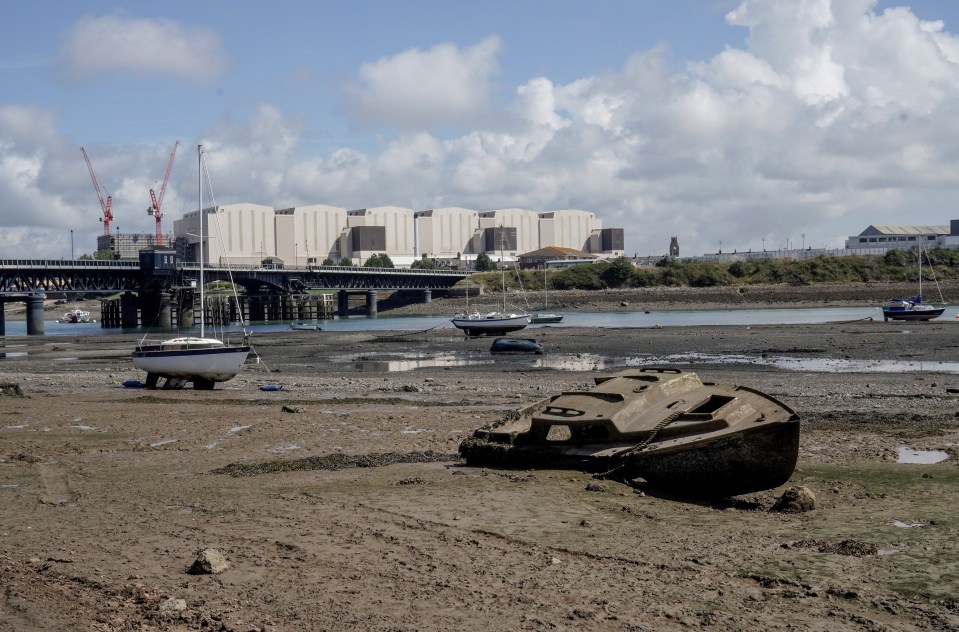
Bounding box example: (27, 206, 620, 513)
(0, 257, 468, 335)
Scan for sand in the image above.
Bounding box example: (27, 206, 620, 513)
(1, 313, 958, 630)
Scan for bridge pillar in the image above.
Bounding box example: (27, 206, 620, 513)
(26, 294, 45, 336)
(248, 296, 266, 322)
(0, 298, 7, 336)
(421, 289, 432, 304)
(121, 292, 139, 329)
(338, 290, 349, 318)
(366, 290, 378, 318)
(158, 292, 173, 329)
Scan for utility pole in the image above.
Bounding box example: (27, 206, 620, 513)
(70, 230, 74, 259)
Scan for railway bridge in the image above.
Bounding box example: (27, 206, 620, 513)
(0, 252, 468, 335)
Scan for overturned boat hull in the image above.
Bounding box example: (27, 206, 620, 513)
(459, 368, 800, 497)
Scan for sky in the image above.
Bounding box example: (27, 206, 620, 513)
(3, 0, 959, 259)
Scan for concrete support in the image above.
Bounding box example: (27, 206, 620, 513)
(338, 290, 349, 318)
(121, 292, 139, 329)
(366, 290, 378, 318)
(158, 292, 172, 329)
(421, 289, 432, 304)
(0, 299, 6, 336)
(26, 294, 45, 336)
(248, 296, 266, 322)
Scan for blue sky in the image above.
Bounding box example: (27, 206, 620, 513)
(3, 0, 959, 258)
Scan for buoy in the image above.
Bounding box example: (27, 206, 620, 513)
(260, 384, 282, 391)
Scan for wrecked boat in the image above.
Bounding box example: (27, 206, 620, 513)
(490, 337, 544, 354)
(459, 367, 799, 497)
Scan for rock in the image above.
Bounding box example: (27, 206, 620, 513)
(281, 404, 303, 413)
(770, 486, 817, 513)
(584, 483, 606, 492)
(159, 598, 187, 613)
(187, 548, 230, 575)
(0, 383, 24, 398)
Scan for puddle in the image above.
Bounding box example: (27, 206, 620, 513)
(228, 425, 253, 434)
(4, 425, 28, 430)
(70, 425, 96, 431)
(892, 520, 928, 528)
(0, 483, 20, 489)
(878, 549, 899, 556)
(0, 352, 27, 359)
(334, 351, 959, 374)
(150, 438, 177, 447)
(897, 447, 949, 464)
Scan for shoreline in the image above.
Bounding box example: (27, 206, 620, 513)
(5, 281, 956, 323)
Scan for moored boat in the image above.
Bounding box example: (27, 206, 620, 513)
(57, 308, 92, 323)
(881, 246, 945, 321)
(882, 296, 944, 321)
(453, 311, 530, 336)
(290, 323, 322, 331)
(490, 337, 544, 354)
(459, 367, 800, 497)
(132, 145, 250, 389)
(530, 313, 563, 324)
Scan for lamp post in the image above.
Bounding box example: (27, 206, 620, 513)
(70, 230, 74, 259)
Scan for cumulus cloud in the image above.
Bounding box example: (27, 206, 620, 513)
(9, 2, 959, 259)
(58, 15, 226, 82)
(339, 36, 501, 129)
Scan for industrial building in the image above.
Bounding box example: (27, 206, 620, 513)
(171, 202, 624, 267)
(845, 225, 946, 250)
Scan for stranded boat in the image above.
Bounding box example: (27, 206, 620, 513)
(57, 309, 92, 323)
(882, 246, 945, 321)
(490, 337, 544, 354)
(459, 367, 800, 497)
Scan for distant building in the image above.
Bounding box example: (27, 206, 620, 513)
(669, 236, 679, 257)
(518, 246, 596, 269)
(96, 232, 171, 260)
(845, 224, 946, 250)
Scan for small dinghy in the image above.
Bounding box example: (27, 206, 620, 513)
(490, 337, 544, 354)
(459, 367, 800, 497)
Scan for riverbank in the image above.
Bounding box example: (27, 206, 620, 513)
(7, 281, 955, 324)
(1, 322, 957, 630)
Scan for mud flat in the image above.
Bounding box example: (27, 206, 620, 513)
(1, 321, 958, 630)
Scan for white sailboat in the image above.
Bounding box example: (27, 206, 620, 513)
(530, 266, 563, 324)
(132, 145, 251, 389)
(453, 235, 530, 336)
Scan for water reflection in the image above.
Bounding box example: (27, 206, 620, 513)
(897, 447, 949, 464)
(339, 350, 959, 374)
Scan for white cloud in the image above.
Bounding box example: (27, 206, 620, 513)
(9, 2, 959, 259)
(59, 15, 226, 82)
(339, 36, 501, 129)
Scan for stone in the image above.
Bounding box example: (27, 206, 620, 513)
(770, 486, 817, 513)
(159, 598, 187, 613)
(188, 548, 230, 575)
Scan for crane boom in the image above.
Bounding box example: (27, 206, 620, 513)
(81, 146, 113, 235)
(149, 140, 180, 246)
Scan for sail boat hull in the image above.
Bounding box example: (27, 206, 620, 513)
(452, 313, 530, 336)
(133, 338, 250, 382)
(881, 304, 945, 321)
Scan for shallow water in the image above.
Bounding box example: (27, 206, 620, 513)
(338, 350, 959, 374)
(897, 447, 950, 464)
(4, 304, 955, 338)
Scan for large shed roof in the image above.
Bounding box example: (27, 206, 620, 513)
(859, 225, 948, 236)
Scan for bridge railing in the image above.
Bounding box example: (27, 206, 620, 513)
(177, 263, 466, 276)
(0, 259, 140, 269)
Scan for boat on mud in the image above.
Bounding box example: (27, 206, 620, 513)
(490, 337, 544, 354)
(290, 323, 323, 331)
(459, 367, 800, 497)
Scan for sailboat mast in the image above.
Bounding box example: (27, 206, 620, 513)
(198, 145, 205, 338)
(500, 226, 506, 312)
(918, 246, 923, 300)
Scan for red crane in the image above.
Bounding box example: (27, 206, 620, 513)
(148, 140, 180, 246)
(81, 146, 113, 235)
